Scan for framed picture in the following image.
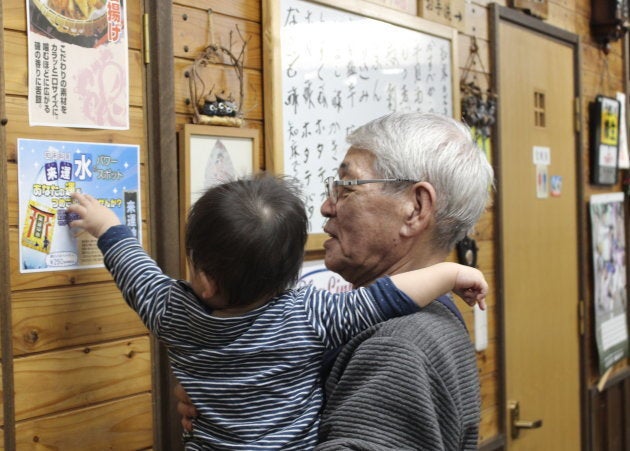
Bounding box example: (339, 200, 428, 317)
(179, 124, 261, 271)
(263, 0, 458, 250)
(589, 95, 620, 185)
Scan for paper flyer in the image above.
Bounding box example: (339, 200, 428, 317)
(26, 0, 129, 129)
(18, 138, 140, 272)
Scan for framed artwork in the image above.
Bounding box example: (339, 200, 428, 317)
(589, 95, 621, 185)
(263, 0, 458, 250)
(179, 124, 260, 271)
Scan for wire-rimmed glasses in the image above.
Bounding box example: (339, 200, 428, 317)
(324, 176, 419, 204)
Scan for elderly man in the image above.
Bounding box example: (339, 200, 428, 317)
(178, 112, 494, 450)
(314, 112, 493, 450)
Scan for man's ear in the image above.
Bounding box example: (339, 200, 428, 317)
(400, 182, 436, 237)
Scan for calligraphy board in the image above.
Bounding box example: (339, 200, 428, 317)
(264, 0, 458, 249)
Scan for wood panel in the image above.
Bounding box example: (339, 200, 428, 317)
(589, 370, 630, 451)
(3, 97, 147, 161)
(478, 404, 500, 444)
(172, 4, 262, 69)
(463, 1, 489, 39)
(174, 0, 261, 22)
(11, 283, 147, 356)
(14, 393, 153, 450)
(13, 337, 151, 420)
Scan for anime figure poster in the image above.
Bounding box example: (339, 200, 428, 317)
(590, 192, 628, 374)
(18, 138, 140, 273)
(26, 0, 129, 129)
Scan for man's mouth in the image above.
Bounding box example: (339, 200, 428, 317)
(323, 227, 337, 239)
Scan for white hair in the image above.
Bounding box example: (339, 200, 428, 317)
(347, 112, 494, 250)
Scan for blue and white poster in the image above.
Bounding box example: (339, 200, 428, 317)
(17, 138, 140, 273)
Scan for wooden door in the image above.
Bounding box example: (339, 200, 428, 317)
(497, 18, 582, 451)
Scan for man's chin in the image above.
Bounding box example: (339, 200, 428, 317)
(323, 251, 346, 278)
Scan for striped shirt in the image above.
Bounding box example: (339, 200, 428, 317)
(99, 225, 419, 450)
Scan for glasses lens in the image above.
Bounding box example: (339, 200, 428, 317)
(325, 176, 337, 203)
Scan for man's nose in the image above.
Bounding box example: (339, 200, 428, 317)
(320, 196, 336, 218)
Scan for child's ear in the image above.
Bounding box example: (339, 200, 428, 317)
(198, 272, 218, 300)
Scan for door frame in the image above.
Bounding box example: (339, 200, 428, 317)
(144, 3, 182, 450)
(489, 4, 587, 450)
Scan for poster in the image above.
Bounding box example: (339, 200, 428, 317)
(18, 138, 140, 273)
(590, 192, 628, 374)
(298, 260, 352, 293)
(26, 0, 129, 129)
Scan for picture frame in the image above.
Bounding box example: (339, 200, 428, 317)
(589, 95, 620, 185)
(179, 124, 261, 272)
(263, 0, 458, 250)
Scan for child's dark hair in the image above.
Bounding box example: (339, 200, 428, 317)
(185, 173, 308, 306)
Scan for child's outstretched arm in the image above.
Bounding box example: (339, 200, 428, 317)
(66, 192, 121, 238)
(389, 262, 488, 310)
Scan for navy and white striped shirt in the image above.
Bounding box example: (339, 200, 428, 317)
(99, 225, 419, 450)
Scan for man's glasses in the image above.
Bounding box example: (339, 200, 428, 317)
(324, 176, 419, 204)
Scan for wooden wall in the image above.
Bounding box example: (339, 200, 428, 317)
(0, 0, 628, 449)
(1, 0, 154, 449)
(170, 0, 628, 449)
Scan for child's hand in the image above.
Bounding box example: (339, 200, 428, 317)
(452, 266, 488, 310)
(66, 192, 121, 238)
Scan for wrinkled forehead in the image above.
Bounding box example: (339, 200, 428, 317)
(338, 147, 377, 178)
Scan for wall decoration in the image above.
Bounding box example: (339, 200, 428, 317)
(589, 95, 621, 185)
(179, 124, 260, 269)
(590, 192, 628, 375)
(460, 37, 496, 142)
(187, 10, 250, 127)
(26, 0, 129, 129)
(263, 0, 458, 249)
(17, 139, 140, 272)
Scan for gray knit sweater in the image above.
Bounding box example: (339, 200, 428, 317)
(316, 300, 480, 450)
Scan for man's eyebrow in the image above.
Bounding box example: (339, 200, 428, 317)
(338, 161, 350, 175)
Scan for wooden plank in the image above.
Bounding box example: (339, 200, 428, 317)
(0, 365, 3, 425)
(13, 337, 151, 420)
(478, 403, 500, 443)
(14, 393, 153, 450)
(479, 371, 500, 411)
(172, 4, 261, 69)
(173, 0, 261, 22)
(11, 282, 147, 356)
(174, 57, 262, 119)
(363, 0, 417, 15)
(462, 2, 487, 37)
(2, 0, 142, 50)
(606, 384, 623, 450)
(3, 31, 145, 107)
(4, 97, 148, 161)
(476, 339, 497, 378)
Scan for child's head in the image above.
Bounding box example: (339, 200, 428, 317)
(185, 173, 308, 307)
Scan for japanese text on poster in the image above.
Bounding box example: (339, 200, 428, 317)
(18, 139, 140, 273)
(590, 192, 628, 374)
(26, 0, 129, 129)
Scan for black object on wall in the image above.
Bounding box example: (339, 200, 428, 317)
(589, 95, 621, 185)
(591, 0, 630, 52)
